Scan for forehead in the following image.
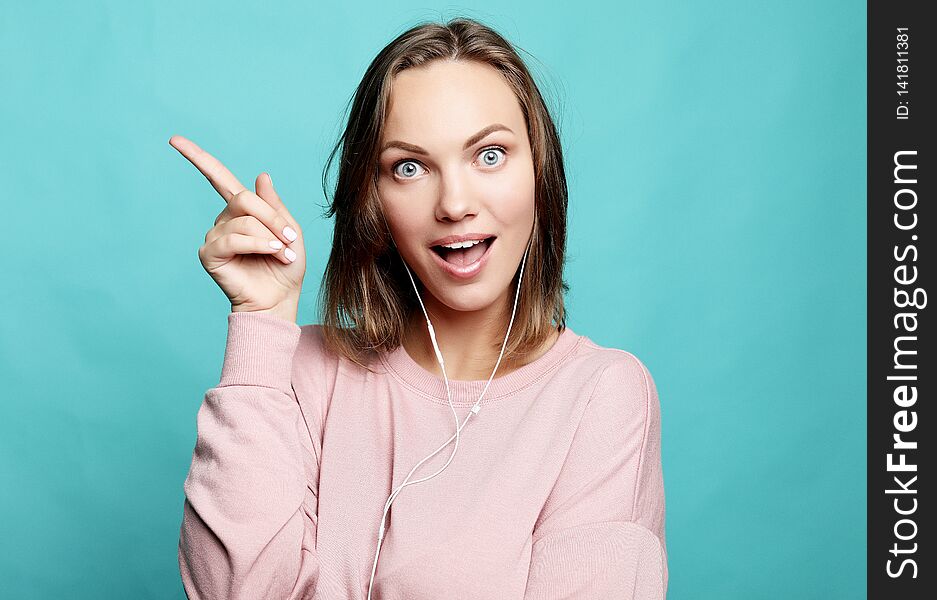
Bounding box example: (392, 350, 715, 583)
(382, 60, 524, 142)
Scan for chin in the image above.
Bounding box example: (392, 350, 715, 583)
(433, 285, 497, 311)
(417, 273, 505, 309)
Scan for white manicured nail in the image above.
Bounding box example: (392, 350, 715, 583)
(283, 226, 298, 242)
(285, 247, 297, 262)
(269, 239, 284, 250)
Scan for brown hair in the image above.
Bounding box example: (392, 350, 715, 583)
(317, 16, 569, 371)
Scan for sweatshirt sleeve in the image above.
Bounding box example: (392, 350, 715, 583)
(524, 353, 667, 599)
(178, 311, 321, 600)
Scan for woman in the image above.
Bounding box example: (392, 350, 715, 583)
(173, 17, 666, 600)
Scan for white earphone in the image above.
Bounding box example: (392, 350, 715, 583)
(366, 228, 532, 599)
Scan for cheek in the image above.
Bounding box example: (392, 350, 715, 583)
(378, 180, 412, 226)
(483, 170, 536, 224)
(378, 195, 427, 255)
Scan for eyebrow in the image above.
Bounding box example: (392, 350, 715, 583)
(380, 123, 514, 155)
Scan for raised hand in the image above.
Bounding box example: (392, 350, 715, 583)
(169, 135, 306, 322)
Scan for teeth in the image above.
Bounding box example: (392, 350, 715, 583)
(440, 239, 484, 250)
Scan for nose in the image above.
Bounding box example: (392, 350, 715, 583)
(434, 167, 479, 222)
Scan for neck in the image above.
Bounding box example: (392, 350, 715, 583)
(402, 286, 557, 382)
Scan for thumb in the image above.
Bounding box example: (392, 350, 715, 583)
(255, 172, 286, 213)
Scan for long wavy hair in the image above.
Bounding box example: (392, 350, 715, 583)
(317, 16, 569, 371)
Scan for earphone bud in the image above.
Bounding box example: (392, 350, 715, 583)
(366, 229, 532, 599)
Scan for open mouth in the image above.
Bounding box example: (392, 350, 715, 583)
(430, 236, 495, 267)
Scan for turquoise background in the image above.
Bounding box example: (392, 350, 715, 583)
(0, 1, 865, 598)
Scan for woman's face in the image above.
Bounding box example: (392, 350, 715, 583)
(377, 59, 536, 315)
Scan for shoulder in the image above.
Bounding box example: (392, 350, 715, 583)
(291, 322, 343, 395)
(573, 337, 661, 434)
(596, 350, 659, 410)
(297, 322, 324, 353)
(295, 323, 342, 366)
(575, 335, 659, 405)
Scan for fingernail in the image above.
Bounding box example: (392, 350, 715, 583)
(285, 247, 297, 262)
(283, 226, 298, 242)
(269, 239, 284, 250)
(266, 172, 273, 186)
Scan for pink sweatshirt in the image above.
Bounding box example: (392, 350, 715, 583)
(178, 311, 667, 599)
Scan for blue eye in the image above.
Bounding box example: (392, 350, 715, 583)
(478, 146, 506, 167)
(393, 160, 425, 179)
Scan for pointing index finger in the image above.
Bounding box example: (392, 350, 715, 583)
(168, 135, 248, 203)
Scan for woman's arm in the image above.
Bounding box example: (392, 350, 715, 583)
(524, 353, 667, 599)
(178, 312, 320, 599)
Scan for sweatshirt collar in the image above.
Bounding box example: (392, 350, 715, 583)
(378, 326, 582, 404)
